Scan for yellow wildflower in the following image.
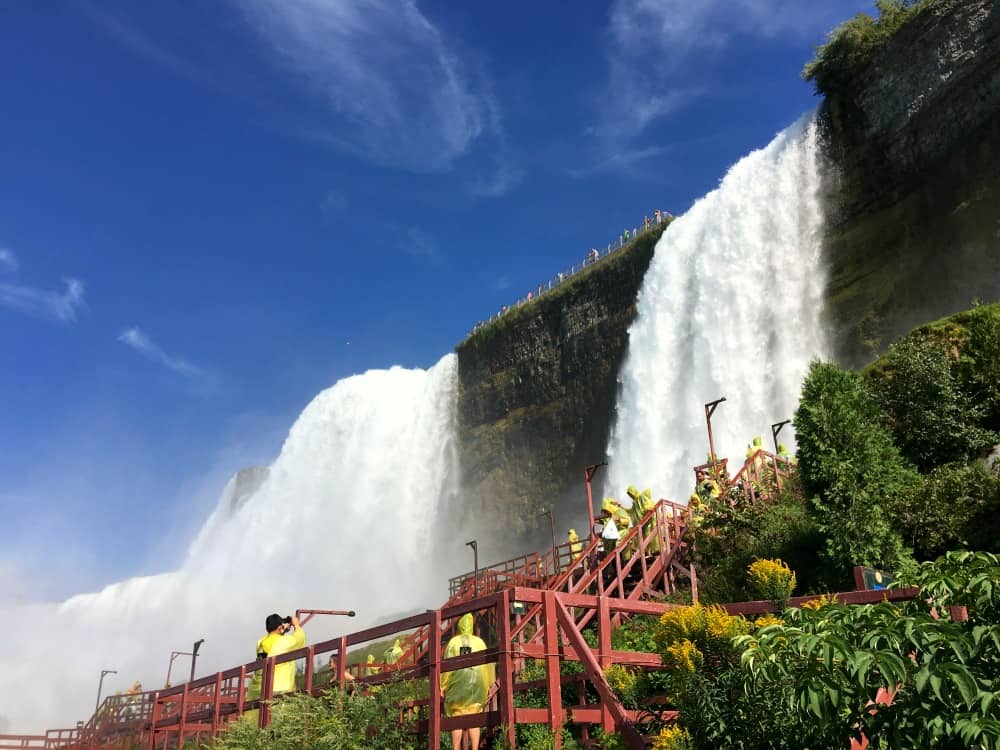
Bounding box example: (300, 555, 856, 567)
(651, 725, 693, 750)
(754, 613, 784, 629)
(747, 558, 797, 604)
(802, 593, 839, 610)
(664, 639, 703, 672)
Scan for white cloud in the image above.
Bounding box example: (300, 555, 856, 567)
(79, 2, 215, 88)
(118, 327, 207, 379)
(0, 249, 18, 272)
(236, 0, 495, 172)
(568, 145, 674, 179)
(470, 159, 524, 198)
(0, 277, 86, 324)
(599, 0, 862, 137)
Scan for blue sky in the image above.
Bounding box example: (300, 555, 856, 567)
(0, 0, 871, 601)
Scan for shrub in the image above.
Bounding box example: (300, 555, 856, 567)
(654, 605, 749, 673)
(747, 559, 796, 609)
(868, 335, 995, 471)
(803, 0, 931, 96)
(737, 551, 1000, 748)
(694, 475, 824, 602)
(891, 461, 1000, 559)
(794, 360, 918, 579)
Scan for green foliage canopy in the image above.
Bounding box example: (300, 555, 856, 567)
(794, 360, 918, 576)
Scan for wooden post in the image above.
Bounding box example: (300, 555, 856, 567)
(304, 645, 315, 694)
(495, 591, 517, 750)
(543, 590, 565, 748)
(427, 610, 442, 750)
(598, 595, 614, 733)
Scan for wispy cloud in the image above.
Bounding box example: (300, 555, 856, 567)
(597, 0, 859, 138)
(0, 277, 86, 324)
(118, 327, 207, 379)
(78, 1, 217, 89)
(0, 249, 18, 272)
(493, 275, 511, 291)
(470, 159, 524, 198)
(234, 0, 497, 172)
(400, 227, 443, 263)
(568, 145, 674, 179)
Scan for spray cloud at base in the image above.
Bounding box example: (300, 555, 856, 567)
(0, 354, 459, 732)
(605, 114, 828, 503)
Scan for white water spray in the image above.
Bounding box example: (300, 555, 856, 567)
(1, 355, 459, 731)
(605, 115, 827, 502)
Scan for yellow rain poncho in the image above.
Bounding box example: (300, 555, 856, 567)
(440, 613, 494, 717)
(383, 639, 403, 666)
(568, 529, 583, 560)
(257, 627, 306, 695)
(363, 654, 380, 677)
(625, 486, 652, 524)
(626, 486, 658, 553)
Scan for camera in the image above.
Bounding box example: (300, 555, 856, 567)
(282, 616, 293, 625)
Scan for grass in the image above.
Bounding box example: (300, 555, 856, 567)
(803, 0, 932, 96)
(458, 222, 668, 351)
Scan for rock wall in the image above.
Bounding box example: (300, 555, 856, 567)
(822, 0, 1000, 366)
(455, 229, 661, 549)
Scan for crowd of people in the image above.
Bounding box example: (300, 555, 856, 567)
(467, 209, 673, 339)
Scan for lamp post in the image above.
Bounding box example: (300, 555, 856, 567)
(95, 669, 117, 716)
(465, 540, 479, 596)
(704, 397, 726, 470)
(537, 508, 556, 572)
(166, 651, 191, 687)
(190, 639, 205, 683)
(771, 420, 791, 455)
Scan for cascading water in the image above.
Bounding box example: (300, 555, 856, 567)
(0, 354, 459, 731)
(605, 114, 827, 502)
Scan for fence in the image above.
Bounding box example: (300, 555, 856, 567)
(466, 212, 673, 340)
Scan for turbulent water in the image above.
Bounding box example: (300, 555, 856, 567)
(1, 355, 459, 731)
(605, 115, 827, 502)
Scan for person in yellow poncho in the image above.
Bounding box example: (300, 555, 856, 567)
(363, 654, 380, 676)
(625, 485, 659, 554)
(383, 638, 403, 667)
(440, 613, 495, 750)
(567, 529, 583, 560)
(245, 614, 307, 723)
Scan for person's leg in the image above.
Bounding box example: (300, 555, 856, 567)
(450, 729, 463, 750)
(468, 727, 481, 749)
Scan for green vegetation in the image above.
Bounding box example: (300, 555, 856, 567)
(795, 360, 919, 578)
(212, 303, 1000, 748)
(693, 476, 824, 602)
(216, 681, 421, 750)
(459, 222, 667, 350)
(803, 0, 932, 96)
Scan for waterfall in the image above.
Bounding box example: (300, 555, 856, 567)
(0, 354, 459, 731)
(605, 114, 827, 503)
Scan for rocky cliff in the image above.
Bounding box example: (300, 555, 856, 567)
(453, 0, 1000, 551)
(455, 228, 661, 548)
(822, 0, 1000, 366)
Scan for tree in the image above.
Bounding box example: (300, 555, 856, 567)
(869, 335, 995, 472)
(794, 361, 918, 578)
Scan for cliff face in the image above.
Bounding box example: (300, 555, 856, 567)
(822, 0, 1000, 366)
(455, 229, 660, 547)
(453, 0, 1000, 551)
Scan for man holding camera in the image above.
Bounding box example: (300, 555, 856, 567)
(255, 613, 306, 695)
